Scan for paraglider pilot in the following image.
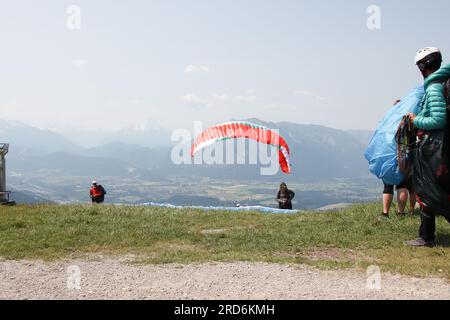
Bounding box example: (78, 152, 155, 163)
(276, 182, 295, 210)
(90, 180, 106, 204)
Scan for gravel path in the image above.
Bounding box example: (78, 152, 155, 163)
(1, 258, 449, 300)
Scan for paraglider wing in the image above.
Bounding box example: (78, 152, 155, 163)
(364, 85, 424, 185)
(191, 121, 292, 174)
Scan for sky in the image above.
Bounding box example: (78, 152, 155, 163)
(1, 0, 450, 133)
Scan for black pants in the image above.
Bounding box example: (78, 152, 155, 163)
(383, 179, 410, 195)
(92, 197, 104, 204)
(419, 208, 436, 242)
(279, 202, 293, 210)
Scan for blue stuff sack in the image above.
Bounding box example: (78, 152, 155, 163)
(364, 85, 425, 185)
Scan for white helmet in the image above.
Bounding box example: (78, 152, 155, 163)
(92, 180, 97, 185)
(415, 47, 441, 64)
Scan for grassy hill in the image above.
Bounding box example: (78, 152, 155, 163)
(1, 204, 449, 280)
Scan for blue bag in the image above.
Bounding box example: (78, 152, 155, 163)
(364, 85, 424, 185)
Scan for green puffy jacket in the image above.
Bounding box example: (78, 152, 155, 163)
(413, 64, 450, 130)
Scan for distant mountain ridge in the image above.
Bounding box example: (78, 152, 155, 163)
(0, 119, 81, 154)
(55, 122, 172, 148)
(242, 118, 370, 181)
(2, 118, 372, 181)
(1, 118, 376, 204)
(346, 130, 374, 146)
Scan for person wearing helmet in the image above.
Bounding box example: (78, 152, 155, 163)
(276, 182, 295, 210)
(406, 47, 450, 247)
(408, 47, 449, 129)
(90, 180, 107, 204)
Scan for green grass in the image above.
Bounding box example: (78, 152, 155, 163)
(1, 203, 450, 280)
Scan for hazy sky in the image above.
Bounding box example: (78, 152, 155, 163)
(1, 0, 450, 132)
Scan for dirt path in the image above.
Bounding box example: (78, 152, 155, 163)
(1, 258, 449, 300)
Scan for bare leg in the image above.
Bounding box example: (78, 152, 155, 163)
(397, 188, 408, 214)
(383, 193, 393, 215)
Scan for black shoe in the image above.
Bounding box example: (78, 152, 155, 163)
(405, 238, 435, 248)
(381, 212, 389, 218)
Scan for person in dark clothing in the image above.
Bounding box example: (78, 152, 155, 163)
(405, 47, 450, 247)
(90, 180, 106, 204)
(276, 182, 295, 210)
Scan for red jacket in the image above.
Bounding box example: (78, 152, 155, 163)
(90, 186, 104, 198)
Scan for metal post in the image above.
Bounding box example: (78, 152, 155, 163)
(0, 144, 9, 203)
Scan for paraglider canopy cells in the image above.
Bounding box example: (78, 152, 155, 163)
(191, 121, 292, 174)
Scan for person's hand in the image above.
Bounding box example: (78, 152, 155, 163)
(407, 112, 416, 124)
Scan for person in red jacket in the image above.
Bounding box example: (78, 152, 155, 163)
(90, 181, 106, 204)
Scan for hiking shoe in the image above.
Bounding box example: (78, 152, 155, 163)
(381, 212, 389, 218)
(405, 238, 435, 248)
(396, 212, 406, 216)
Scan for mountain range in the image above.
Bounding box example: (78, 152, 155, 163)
(1, 118, 376, 206)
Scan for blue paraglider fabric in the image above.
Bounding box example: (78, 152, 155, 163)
(365, 85, 425, 185)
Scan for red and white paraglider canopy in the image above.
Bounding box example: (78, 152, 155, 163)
(191, 121, 292, 174)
